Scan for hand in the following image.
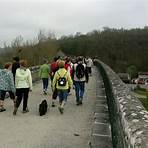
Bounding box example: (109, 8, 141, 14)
(68, 87, 71, 92)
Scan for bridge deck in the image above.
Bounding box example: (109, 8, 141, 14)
(0, 68, 112, 148)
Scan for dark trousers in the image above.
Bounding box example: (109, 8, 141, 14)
(42, 78, 49, 91)
(16, 88, 29, 111)
(52, 88, 58, 100)
(51, 78, 58, 100)
(87, 67, 92, 75)
(0, 90, 15, 101)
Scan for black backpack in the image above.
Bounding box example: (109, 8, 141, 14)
(57, 71, 67, 86)
(76, 63, 85, 79)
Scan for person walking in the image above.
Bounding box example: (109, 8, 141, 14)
(52, 60, 73, 114)
(13, 60, 32, 115)
(49, 56, 60, 107)
(85, 57, 93, 76)
(39, 59, 50, 95)
(0, 62, 16, 112)
(12, 56, 20, 81)
(73, 57, 89, 105)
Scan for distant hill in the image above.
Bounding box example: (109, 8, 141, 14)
(0, 47, 5, 53)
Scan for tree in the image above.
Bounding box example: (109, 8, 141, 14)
(126, 65, 138, 79)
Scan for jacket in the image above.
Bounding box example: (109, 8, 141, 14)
(73, 63, 89, 82)
(0, 69, 15, 92)
(15, 68, 33, 90)
(52, 68, 73, 90)
(39, 64, 50, 79)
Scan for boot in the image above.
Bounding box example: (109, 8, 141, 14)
(13, 107, 17, 115)
(52, 100, 56, 107)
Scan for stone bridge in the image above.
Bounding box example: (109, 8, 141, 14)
(0, 60, 148, 148)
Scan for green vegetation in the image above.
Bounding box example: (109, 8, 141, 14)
(134, 89, 148, 96)
(58, 27, 148, 72)
(1, 27, 148, 73)
(134, 89, 148, 111)
(126, 65, 138, 79)
(139, 97, 148, 111)
(0, 30, 58, 66)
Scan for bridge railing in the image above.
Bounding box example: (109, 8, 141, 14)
(29, 65, 40, 83)
(94, 59, 148, 148)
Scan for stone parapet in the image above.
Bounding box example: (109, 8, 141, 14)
(97, 60, 148, 148)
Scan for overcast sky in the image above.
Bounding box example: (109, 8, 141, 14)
(0, 0, 148, 47)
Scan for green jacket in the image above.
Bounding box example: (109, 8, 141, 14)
(39, 64, 50, 78)
(52, 68, 73, 90)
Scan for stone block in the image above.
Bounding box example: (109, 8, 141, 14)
(89, 135, 113, 148)
(94, 113, 110, 124)
(95, 106, 108, 114)
(92, 123, 111, 136)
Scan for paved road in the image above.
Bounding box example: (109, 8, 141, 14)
(0, 68, 101, 148)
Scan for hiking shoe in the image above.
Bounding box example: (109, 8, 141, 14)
(43, 91, 47, 95)
(52, 103, 56, 107)
(22, 109, 29, 113)
(0, 108, 6, 112)
(13, 108, 17, 115)
(79, 101, 83, 105)
(58, 106, 64, 114)
(76, 102, 79, 106)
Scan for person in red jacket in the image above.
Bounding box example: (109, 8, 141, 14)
(49, 56, 60, 107)
(65, 57, 73, 77)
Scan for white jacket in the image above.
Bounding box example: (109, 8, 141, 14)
(15, 68, 33, 90)
(73, 63, 87, 82)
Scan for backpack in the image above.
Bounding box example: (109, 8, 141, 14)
(75, 63, 85, 79)
(57, 71, 67, 86)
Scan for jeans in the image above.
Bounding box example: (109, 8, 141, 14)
(42, 78, 49, 91)
(57, 90, 68, 103)
(74, 81, 85, 103)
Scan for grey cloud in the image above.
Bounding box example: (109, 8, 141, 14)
(0, 0, 148, 46)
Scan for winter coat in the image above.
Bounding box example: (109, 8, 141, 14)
(0, 69, 15, 92)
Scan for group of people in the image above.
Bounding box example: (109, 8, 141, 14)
(0, 56, 32, 115)
(39, 56, 93, 114)
(0, 55, 93, 115)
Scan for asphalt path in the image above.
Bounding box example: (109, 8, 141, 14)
(0, 68, 98, 148)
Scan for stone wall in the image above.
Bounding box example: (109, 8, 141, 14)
(97, 60, 148, 148)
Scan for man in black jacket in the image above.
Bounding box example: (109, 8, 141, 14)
(12, 56, 20, 81)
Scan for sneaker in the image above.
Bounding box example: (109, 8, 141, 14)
(0, 108, 6, 112)
(76, 102, 79, 106)
(58, 106, 64, 114)
(43, 91, 47, 95)
(22, 108, 29, 113)
(13, 108, 17, 115)
(79, 97, 83, 105)
(79, 101, 83, 105)
(52, 103, 56, 107)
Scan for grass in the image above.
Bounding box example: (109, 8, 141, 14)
(134, 90, 148, 96)
(134, 89, 148, 111)
(138, 98, 148, 111)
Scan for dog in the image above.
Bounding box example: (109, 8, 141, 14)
(39, 99, 48, 116)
